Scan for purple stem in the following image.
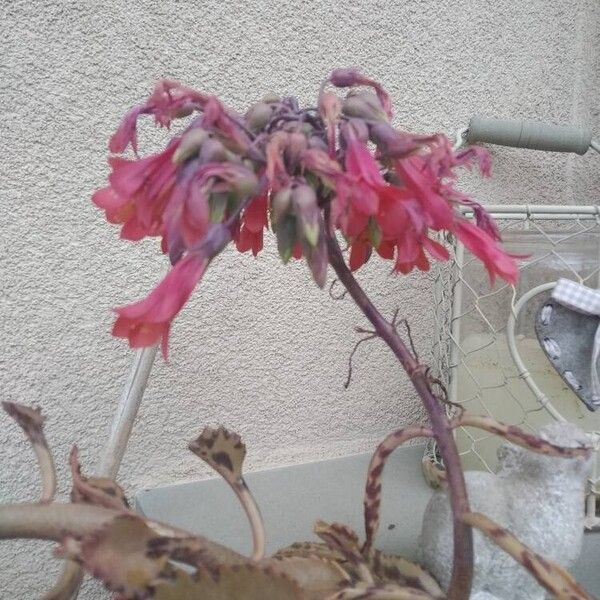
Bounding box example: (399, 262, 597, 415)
(325, 227, 473, 600)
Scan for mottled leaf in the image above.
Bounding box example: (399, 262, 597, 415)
(366, 551, 444, 599)
(2, 401, 56, 502)
(153, 564, 306, 600)
(454, 415, 591, 458)
(189, 427, 265, 560)
(363, 426, 432, 553)
(329, 581, 436, 599)
(189, 426, 245, 483)
(58, 514, 229, 598)
(314, 521, 374, 585)
(55, 447, 129, 600)
(58, 514, 170, 598)
(269, 555, 349, 599)
(315, 521, 362, 563)
(463, 511, 595, 600)
(273, 541, 345, 563)
(42, 561, 83, 600)
(69, 446, 129, 510)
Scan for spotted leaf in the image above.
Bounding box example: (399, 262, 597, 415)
(153, 564, 307, 600)
(365, 551, 444, 599)
(58, 515, 170, 598)
(189, 426, 246, 483)
(69, 446, 129, 510)
(463, 511, 595, 600)
(269, 555, 349, 599)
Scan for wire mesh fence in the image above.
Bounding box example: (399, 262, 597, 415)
(430, 205, 600, 529)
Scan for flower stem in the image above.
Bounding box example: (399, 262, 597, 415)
(325, 228, 473, 600)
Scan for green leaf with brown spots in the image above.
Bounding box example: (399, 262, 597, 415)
(189, 426, 265, 560)
(269, 555, 350, 599)
(453, 415, 591, 459)
(463, 511, 595, 600)
(69, 446, 129, 510)
(328, 581, 437, 599)
(58, 514, 226, 598)
(273, 541, 345, 563)
(314, 521, 363, 564)
(58, 514, 170, 598)
(363, 426, 433, 553)
(365, 551, 444, 599)
(2, 401, 56, 503)
(153, 564, 307, 600)
(189, 426, 246, 483)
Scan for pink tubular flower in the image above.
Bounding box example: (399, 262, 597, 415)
(198, 96, 252, 154)
(301, 148, 342, 188)
(109, 80, 208, 154)
(235, 194, 268, 256)
(454, 146, 492, 177)
(454, 219, 518, 285)
(318, 92, 342, 156)
(393, 155, 454, 230)
(112, 253, 207, 358)
(333, 136, 385, 236)
(93, 143, 178, 241)
(109, 106, 147, 155)
(265, 132, 293, 192)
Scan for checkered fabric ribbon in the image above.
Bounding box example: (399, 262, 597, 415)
(552, 278, 600, 399)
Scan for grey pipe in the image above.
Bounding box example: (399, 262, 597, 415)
(466, 116, 592, 155)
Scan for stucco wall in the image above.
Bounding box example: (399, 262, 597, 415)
(1, 0, 599, 596)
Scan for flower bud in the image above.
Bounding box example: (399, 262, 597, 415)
(271, 187, 293, 226)
(306, 233, 328, 288)
(308, 136, 328, 152)
(276, 216, 296, 264)
(292, 184, 320, 247)
(344, 119, 369, 144)
(245, 102, 275, 132)
(261, 93, 280, 104)
(318, 91, 342, 123)
(231, 169, 259, 200)
(285, 132, 308, 170)
(329, 68, 363, 88)
(198, 137, 229, 164)
(209, 192, 229, 223)
(173, 128, 210, 164)
(370, 122, 432, 158)
(342, 91, 387, 122)
(175, 106, 195, 119)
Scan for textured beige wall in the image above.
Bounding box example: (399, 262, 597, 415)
(1, 0, 599, 596)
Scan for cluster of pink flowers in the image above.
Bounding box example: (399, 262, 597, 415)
(94, 69, 518, 356)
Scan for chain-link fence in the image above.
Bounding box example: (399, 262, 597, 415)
(430, 205, 600, 529)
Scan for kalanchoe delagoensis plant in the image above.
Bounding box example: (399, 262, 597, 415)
(0, 403, 594, 599)
(0, 70, 594, 600)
